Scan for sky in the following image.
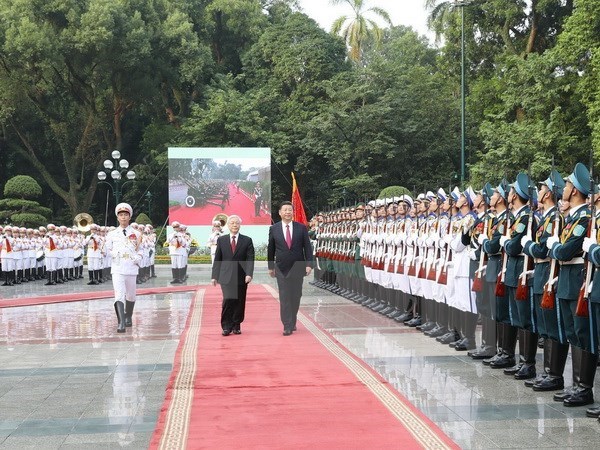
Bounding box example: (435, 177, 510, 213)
(297, 0, 435, 44)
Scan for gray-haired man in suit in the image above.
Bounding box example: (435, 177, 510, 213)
(211, 215, 255, 336)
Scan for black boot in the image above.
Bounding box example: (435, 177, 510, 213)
(125, 300, 135, 327)
(87, 271, 98, 285)
(534, 339, 567, 391)
(45, 271, 54, 286)
(514, 330, 537, 380)
(114, 301, 126, 333)
(553, 343, 579, 401)
(564, 349, 597, 406)
(526, 337, 551, 387)
(1, 271, 8, 286)
(490, 323, 517, 369)
(151, 264, 157, 278)
(170, 268, 181, 284)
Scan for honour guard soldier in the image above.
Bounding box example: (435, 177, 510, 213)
(105, 203, 143, 333)
(466, 183, 494, 355)
(522, 170, 565, 389)
(500, 173, 537, 380)
(85, 224, 103, 285)
(582, 185, 600, 418)
(547, 163, 596, 406)
(1, 226, 15, 286)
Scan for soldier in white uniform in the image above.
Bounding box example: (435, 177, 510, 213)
(105, 203, 143, 333)
(168, 222, 185, 283)
(85, 224, 103, 285)
(1, 226, 15, 286)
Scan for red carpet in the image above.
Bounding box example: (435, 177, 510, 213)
(169, 182, 272, 225)
(0, 285, 199, 308)
(150, 284, 457, 449)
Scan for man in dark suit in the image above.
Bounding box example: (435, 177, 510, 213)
(211, 215, 255, 336)
(268, 201, 314, 335)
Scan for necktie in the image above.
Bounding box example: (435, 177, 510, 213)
(285, 224, 292, 249)
(231, 235, 236, 253)
(123, 229, 127, 236)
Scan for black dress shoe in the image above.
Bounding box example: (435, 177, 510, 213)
(586, 405, 600, 418)
(532, 376, 564, 392)
(455, 338, 476, 351)
(222, 330, 231, 336)
(449, 337, 465, 348)
(514, 363, 536, 380)
(552, 387, 574, 401)
(283, 329, 292, 336)
(406, 316, 422, 327)
(468, 345, 496, 359)
(564, 387, 594, 407)
(233, 329, 241, 335)
(439, 332, 460, 344)
(489, 354, 516, 369)
(525, 373, 547, 388)
(427, 326, 448, 338)
(395, 312, 413, 322)
(538, 337, 545, 349)
(503, 362, 524, 375)
(482, 352, 501, 366)
(416, 321, 436, 332)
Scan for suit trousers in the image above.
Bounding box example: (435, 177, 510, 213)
(220, 283, 247, 331)
(276, 274, 304, 330)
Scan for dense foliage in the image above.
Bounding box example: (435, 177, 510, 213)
(0, 0, 598, 223)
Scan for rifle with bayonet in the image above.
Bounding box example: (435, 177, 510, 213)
(576, 155, 595, 317)
(541, 163, 561, 309)
(516, 170, 535, 301)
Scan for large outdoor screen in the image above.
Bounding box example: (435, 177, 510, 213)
(168, 147, 271, 246)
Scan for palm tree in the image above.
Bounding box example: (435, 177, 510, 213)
(424, 0, 456, 41)
(329, 0, 392, 64)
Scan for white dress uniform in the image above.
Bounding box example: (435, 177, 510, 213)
(105, 225, 142, 306)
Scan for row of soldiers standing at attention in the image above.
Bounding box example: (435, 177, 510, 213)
(0, 223, 157, 286)
(312, 162, 600, 419)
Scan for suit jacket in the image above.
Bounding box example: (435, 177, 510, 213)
(267, 221, 314, 278)
(211, 234, 255, 286)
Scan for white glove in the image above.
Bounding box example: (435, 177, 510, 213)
(477, 234, 487, 246)
(425, 237, 434, 248)
(583, 237, 596, 254)
(443, 234, 452, 244)
(499, 236, 509, 247)
(469, 250, 478, 261)
(132, 254, 142, 265)
(437, 237, 446, 248)
(520, 236, 532, 249)
(546, 236, 559, 250)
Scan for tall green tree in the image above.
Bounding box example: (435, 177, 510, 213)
(0, 0, 212, 215)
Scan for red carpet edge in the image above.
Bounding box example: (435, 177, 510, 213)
(0, 285, 200, 308)
(150, 288, 204, 450)
(262, 284, 458, 450)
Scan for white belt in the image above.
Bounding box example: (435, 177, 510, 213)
(560, 257, 585, 266)
(534, 258, 551, 264)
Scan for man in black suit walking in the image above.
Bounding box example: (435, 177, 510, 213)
(268, 201, 314, 335)
(211, 215, 255, 336)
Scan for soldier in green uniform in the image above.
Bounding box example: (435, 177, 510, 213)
(481, 180, 515, 368)
(521, 170, 565, 389)
(547, 163, 595, 406)
(582, 189, 600, 418)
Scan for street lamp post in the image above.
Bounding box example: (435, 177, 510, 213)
(454, 0, 472, 188)
(97, 150, 136, 206)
